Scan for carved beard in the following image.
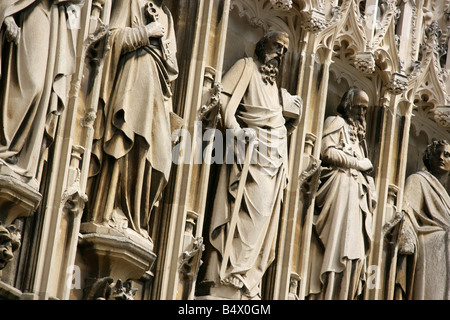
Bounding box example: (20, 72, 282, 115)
(260, 56, 280, 85)
(346, 116, 366, 143)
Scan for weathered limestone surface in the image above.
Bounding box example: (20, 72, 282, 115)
(0, 0, 448, 301)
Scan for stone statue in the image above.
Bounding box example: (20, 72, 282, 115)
(86, 0, 179, 238)
(0, 0, 82, 188)
(395, 139, 450, 300)
(198, 31, 302, 300)
(0, 223, 20, 273)
(307, 88, 377, 300)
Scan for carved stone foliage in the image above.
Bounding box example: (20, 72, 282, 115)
(269, 0, 293, 11)
(300, 9, 327, 33)
(434, 106, 450, 128)
(355, 51, 376, 74)
(387, 72, 408, 95)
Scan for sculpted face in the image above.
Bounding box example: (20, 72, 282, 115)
(341, 89, 369, 141)
(0, 225, 20, 270)
(257, 32, 289, 85)
(0, 227, 14, 270)
(429, 144, 450, 176)
(263, 32, 289, 67)
(349, 90, 369, 123)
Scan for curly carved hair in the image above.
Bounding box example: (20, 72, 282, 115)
(254, 31, 289, 62)
(423, 139, 450, 171)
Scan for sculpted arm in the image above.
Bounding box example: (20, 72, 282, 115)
(113, 22, 165, 55)
(219, 59, 256, 141)
(321, 131, 373, 172)
(220, 92, 255, 141)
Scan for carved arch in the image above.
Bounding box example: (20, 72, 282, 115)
(332, 0, 367, 56)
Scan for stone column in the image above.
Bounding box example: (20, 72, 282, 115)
(275, 6, 338, 300)
(365, 72, 408, 300)
(155, 0, 231, 300)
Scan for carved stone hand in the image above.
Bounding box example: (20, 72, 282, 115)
(232, 127, 257, 144)
(4, 16, 20, 45)
(146, 21, 165, 38)
(357, 158, 373, 172)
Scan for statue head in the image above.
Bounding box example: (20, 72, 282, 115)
(423, 139, 450, 178)
(337, 88, 370, 141)
(0, 224, 21, 270)
(255, 31, 289, 85)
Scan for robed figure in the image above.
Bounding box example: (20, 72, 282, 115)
(0, 0, 82, 187)
(395, 140, 450, 300)
(307, 89, 377, 300)
(87, 0, 178, 237)
(199, 31, 301, 300)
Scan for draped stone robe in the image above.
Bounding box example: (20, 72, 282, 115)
(308, 115, 376, 300)
(88, 0, 178, 235)
(0, 0, 79, 186)
(203, 57, 292, 298)
(396, 170, 450, 300)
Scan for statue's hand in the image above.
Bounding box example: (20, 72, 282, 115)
(290, 95, 303, 110)
(4, 16, 20, 45)
(146, 21, 165, 38)
(232, 127, 257, 144)
(285, 95, 302, 132)
(357, 158, 373, 172)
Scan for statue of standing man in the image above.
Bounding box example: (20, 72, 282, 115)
(198, 31, 302, 300)
(0, 0, 83, 188)
(86, 0, 179, 238)
(308, 88, 377, 300)
(395, 140, 450, 300)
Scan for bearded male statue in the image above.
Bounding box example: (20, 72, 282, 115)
(197, 31, 302, 300)
(307, 88, 377, 300)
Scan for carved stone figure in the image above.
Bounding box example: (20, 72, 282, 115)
(83, 277, 137, 300)
(87, 0, 179, 238)
(308, 88, 377, 300)
(0, 0, 82, 187)
(0, 223, 20, 273)
(395, 139, 450, 300)
(199, 31, 302, 300)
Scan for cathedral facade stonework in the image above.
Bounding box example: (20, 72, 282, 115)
(0, 0, 449, 301)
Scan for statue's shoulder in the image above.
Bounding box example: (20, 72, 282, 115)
(323, 116, 346, 136)
(226, 57, 254, 74)
(222, 57, 255, 95)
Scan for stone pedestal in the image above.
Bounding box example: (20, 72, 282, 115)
(0, 281, 22, 300)
(0, 174, 42, 226)
(196, 285, 261, 300)
(78, 222, 157, 291)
